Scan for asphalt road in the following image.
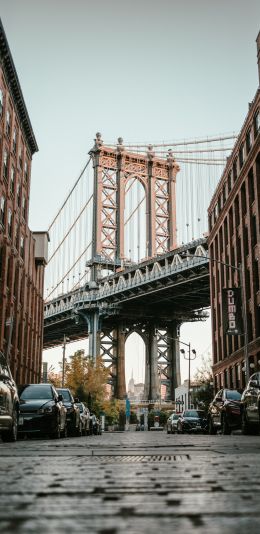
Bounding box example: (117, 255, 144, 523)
(0, 430, 260, 534)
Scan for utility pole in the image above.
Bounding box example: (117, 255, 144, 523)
(62, 335, 69, 387)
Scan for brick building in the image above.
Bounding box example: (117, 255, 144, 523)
(0, 19, 48, 383)
(208, 33, 260, 391)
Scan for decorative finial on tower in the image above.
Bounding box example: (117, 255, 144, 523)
(116, 137, 124, 155)
(95, 132, 103, 147)
(89, 132, 103, 155)
(167, 149, 175, 164)
(147, 144, 154, 161)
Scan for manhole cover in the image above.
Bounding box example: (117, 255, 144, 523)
(92, 455, 190, 462)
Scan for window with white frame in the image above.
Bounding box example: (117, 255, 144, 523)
(0, 88, 3, 115)
(10, 166, 15, 194)
(0, 196, 6, 226)
(7, 209, 12, 238)
(6, 109, 11, 136)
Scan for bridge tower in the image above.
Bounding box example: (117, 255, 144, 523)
(83, 133, 181, 400)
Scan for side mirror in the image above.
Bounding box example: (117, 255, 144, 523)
(74, 397, 79, 403)
(58, 394, 63, 402)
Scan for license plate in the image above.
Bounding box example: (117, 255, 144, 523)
(18, 416, 24, 425)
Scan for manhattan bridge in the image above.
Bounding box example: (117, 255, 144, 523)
(43, 132, 237, 400)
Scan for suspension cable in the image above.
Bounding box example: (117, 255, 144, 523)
(48, 157, 91, 232)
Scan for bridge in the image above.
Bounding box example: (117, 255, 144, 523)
(43, 133, 236, 400)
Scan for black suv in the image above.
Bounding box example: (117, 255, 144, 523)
(241, 372, 260, 434)
(57, 388, 81, 436)
(0, 351, 19, 442)
(208, 389, 242, 435)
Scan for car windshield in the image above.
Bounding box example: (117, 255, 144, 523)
(226, 390, 241, 400)
(172, 415, 179, 420)
(57, 389, 72, 402)
(184, 410, 205, 418)
(19, 385, 53, 400)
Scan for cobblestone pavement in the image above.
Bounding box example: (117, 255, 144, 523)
(0, 431, 260, 534)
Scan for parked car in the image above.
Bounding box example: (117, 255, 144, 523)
(75, 401, 90, 435)
(208, 389, 242, 435)
(18, 383, 67, 439)
(177, 409, 207, 433)
(0, 351, 19, 442)
(57, 388, 81, 436)
(166, 412, 179, 434)
(241, 372, 260, 434)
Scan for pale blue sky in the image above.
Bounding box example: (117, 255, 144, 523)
(1, 0, 259, 383)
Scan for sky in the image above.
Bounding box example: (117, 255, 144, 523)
(1, 0, 259, 385)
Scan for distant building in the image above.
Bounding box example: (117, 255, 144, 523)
(175, 379, 200, 411)
(0, 19, 48, 383)
(127, 372, 144, 401)
(208, 33, 260, 391)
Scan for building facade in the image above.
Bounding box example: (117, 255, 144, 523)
(0, 19, 48, 384)
(208, 34, 260, 391)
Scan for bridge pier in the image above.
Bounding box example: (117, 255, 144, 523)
(166, 323, 181, 400)
(116, 325, 126, 399)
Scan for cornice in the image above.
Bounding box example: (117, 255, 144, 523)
(0, 18, 38, 155)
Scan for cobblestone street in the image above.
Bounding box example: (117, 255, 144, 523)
(0, 431, 260, 533)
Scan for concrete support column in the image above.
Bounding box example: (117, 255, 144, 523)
(88, 311, 101, 362)
(145, 326, 159, 401)
(167, 322, 181, 400)
(116, 325, 126, 399)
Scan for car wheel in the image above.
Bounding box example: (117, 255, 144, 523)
(221, 415, 231, 435)
(61, 422, 68, 438)
(2, 409, 18, 442)
(241, 410, 251, 435)
(50, 420, 61, 439)
(208, 417, 217, 435)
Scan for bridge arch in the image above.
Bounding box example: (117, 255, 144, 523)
(125, 331, 146, 400)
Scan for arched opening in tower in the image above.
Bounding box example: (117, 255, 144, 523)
(125, 332, 145, 401)
(124, 177, 146, 263)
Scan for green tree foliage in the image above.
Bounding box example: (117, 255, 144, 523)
(192, 354, 214, 410)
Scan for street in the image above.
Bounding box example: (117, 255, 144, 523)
(0, 431, 260, 534)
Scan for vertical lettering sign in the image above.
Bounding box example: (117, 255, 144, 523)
(222, 288, 243, 335)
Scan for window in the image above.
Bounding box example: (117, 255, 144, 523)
(0, 88, 3, 116)
(233, 159, 237, 181)
(0, 196, 5, 226)
(15, 223, 19, 250)
(7, 209, 12, 238)
(19, 146, 23, 169)
(20, 235, 24, 259)
(254, 110, 260, 137)
(239, 145, 244, 169)
(6, 109, 11, 137)
(16, 182, 21, 208)
(10, 166, 15, 195)
(246, 128, 253, 154)
(13, 128, 17, 153)
(227, 171, 232, 193)
(22, 194, 26, 220)
(3, 150, 8, 180)
(24, 160, 28, 182)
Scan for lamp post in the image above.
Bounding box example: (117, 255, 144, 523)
(62, 335, 70, 387)
(182, 252, 249, 382)
(179, 341, 197, 409)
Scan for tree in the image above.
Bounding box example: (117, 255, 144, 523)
(48, 350, 110, 412)
(192, 354, 214, 411)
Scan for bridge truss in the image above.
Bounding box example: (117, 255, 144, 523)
(44, 133, 236, 400)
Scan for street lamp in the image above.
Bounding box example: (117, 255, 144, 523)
(179, 341, 197, 409)
(62, 335, 70, 387)
(182, 252, 249, 382)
